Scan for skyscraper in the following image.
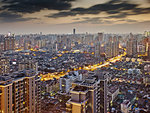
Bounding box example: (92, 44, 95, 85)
(73, 28, 76, 35)
(95, 33, 104, 58)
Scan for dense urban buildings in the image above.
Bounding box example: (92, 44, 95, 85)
(1, 0, 150, 112)
(0, 31, 150, 113)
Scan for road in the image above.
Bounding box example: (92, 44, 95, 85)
(41, 51, 127, 81)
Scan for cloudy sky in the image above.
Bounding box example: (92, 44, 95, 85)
(0, 0, 150, 34)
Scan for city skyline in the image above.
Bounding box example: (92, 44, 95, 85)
(0, 31, 150, 112)
(0, 0, 150, 34)
(0, 0, 150, 112)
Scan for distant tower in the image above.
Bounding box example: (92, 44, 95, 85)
(73, 28, 76, 35)
(97, 33, 103, 42)
(40, 32, 42, 35)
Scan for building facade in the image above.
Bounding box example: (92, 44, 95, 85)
(4, 35, 15, 51)
(66, 73, 107, 113)
(0, 70, 41, 113)
(0, 56, 10, 75)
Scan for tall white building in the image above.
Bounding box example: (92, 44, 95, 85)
(66, 71, 107, 113)
(59, 71, 82, 93)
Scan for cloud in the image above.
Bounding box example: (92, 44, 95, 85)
(69, 17, 117, 25)
(125, 19, 137, 23)
(0, 12, 36, 22)
(1, 0, 75, 13)
(72, 17, 102, 24)
(107, 13, 128, 18)
(47, 0, 150, 18)
(61, 16, 139, 25)
(119, 19, 138, 23)
(72, 18, 80, 20)
(0, 0, 150, 24)
(0, 0, 75, 22)
(47, 0, 137, 18)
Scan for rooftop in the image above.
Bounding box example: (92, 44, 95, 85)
(73, 86, 88, 92)
(0, 70, 36, 86)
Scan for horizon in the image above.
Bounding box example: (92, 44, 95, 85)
(0, 30, 149, 35)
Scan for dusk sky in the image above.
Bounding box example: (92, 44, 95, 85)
(0, 0, 150, 34)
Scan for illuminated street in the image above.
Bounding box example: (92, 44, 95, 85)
(41, 51, 127, 81)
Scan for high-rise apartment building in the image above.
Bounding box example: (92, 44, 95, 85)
(97, 33, 103, 42)
(0, 36, 4, 53)
(35, 76, 41, 113)
(0, 76, 13, 113)
(66, 72, 107, 113)
(95, 42, 101, 58)
(126, 33, 137, 57)
(147, 37, 150, 57)
(144, 31, 150, 37)
(0, 56, 10, 75)
(105, 36, 119, 58)
(73, 28, 76, 35)
(18, 58, 38, 73)
(0, 70, 41, 113)
(94, 33, 104, 58)
(105, 41, 113, 58)
(113, 36, 119, 57)
(4, 35, 15, 51)
(59, 71, 82, 94)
